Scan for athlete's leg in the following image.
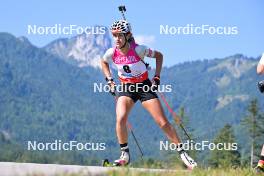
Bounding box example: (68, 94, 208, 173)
(142, 97, 197, 169)
(113, 96, 135, 166)
(141, 98, 181, 144)
(116, 96, 134, 144)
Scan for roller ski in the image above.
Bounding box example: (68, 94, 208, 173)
(102, 159, 113, 167)
(255, 160, 264, 173)
(102, 149, 130, 167)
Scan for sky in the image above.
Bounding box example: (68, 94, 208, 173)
(0, 0, 263, 66)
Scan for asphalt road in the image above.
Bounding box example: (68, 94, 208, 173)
(0, 162, 184, 176)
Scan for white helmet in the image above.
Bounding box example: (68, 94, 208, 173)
(110, 20, 131, 34)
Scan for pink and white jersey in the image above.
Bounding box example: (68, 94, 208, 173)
(102, 43, 155, 83)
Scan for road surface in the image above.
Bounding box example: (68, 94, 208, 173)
(0, 162, 186, 176)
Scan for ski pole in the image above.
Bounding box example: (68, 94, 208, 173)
(157, 92, 192, 141)
(113, 96, 144, 160)
(127, 123, 144, 161)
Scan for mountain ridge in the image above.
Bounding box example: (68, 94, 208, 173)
(0, 32, 263, 163)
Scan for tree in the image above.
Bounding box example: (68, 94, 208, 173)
(241, 99, 264, 168)
(208, 124, 241, 168)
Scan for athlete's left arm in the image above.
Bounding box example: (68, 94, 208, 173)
(153, 51, 163, 77)
(136, 45, 163, 76)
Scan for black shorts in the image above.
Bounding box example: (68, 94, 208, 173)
(117, 79, 158, 103)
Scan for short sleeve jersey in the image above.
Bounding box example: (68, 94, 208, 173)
(102, 43, 155, 83)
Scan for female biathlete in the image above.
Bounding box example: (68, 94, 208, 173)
(101, 20, 197, 169)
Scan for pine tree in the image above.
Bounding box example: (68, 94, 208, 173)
(208, 124, 240, 168)
(241, 99, 264, 168)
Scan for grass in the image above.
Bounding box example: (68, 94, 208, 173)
(25, 167, 261, 176)
(108, 168, 260, 176)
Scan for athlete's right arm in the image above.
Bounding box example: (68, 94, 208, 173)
(101, 60, 112, 78)
(101, 48, 114, 79)
(101, 48, 116, 96)
(257, 53, 264, 74)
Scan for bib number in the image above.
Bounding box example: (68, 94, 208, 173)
(123, 65, 131, 73)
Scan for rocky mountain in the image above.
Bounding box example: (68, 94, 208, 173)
(43, 27, 112, 68)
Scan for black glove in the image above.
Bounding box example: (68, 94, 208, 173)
(151, 75, 160, 91)
(105, 77, 116, 96)
(258, 80, 264, 93)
